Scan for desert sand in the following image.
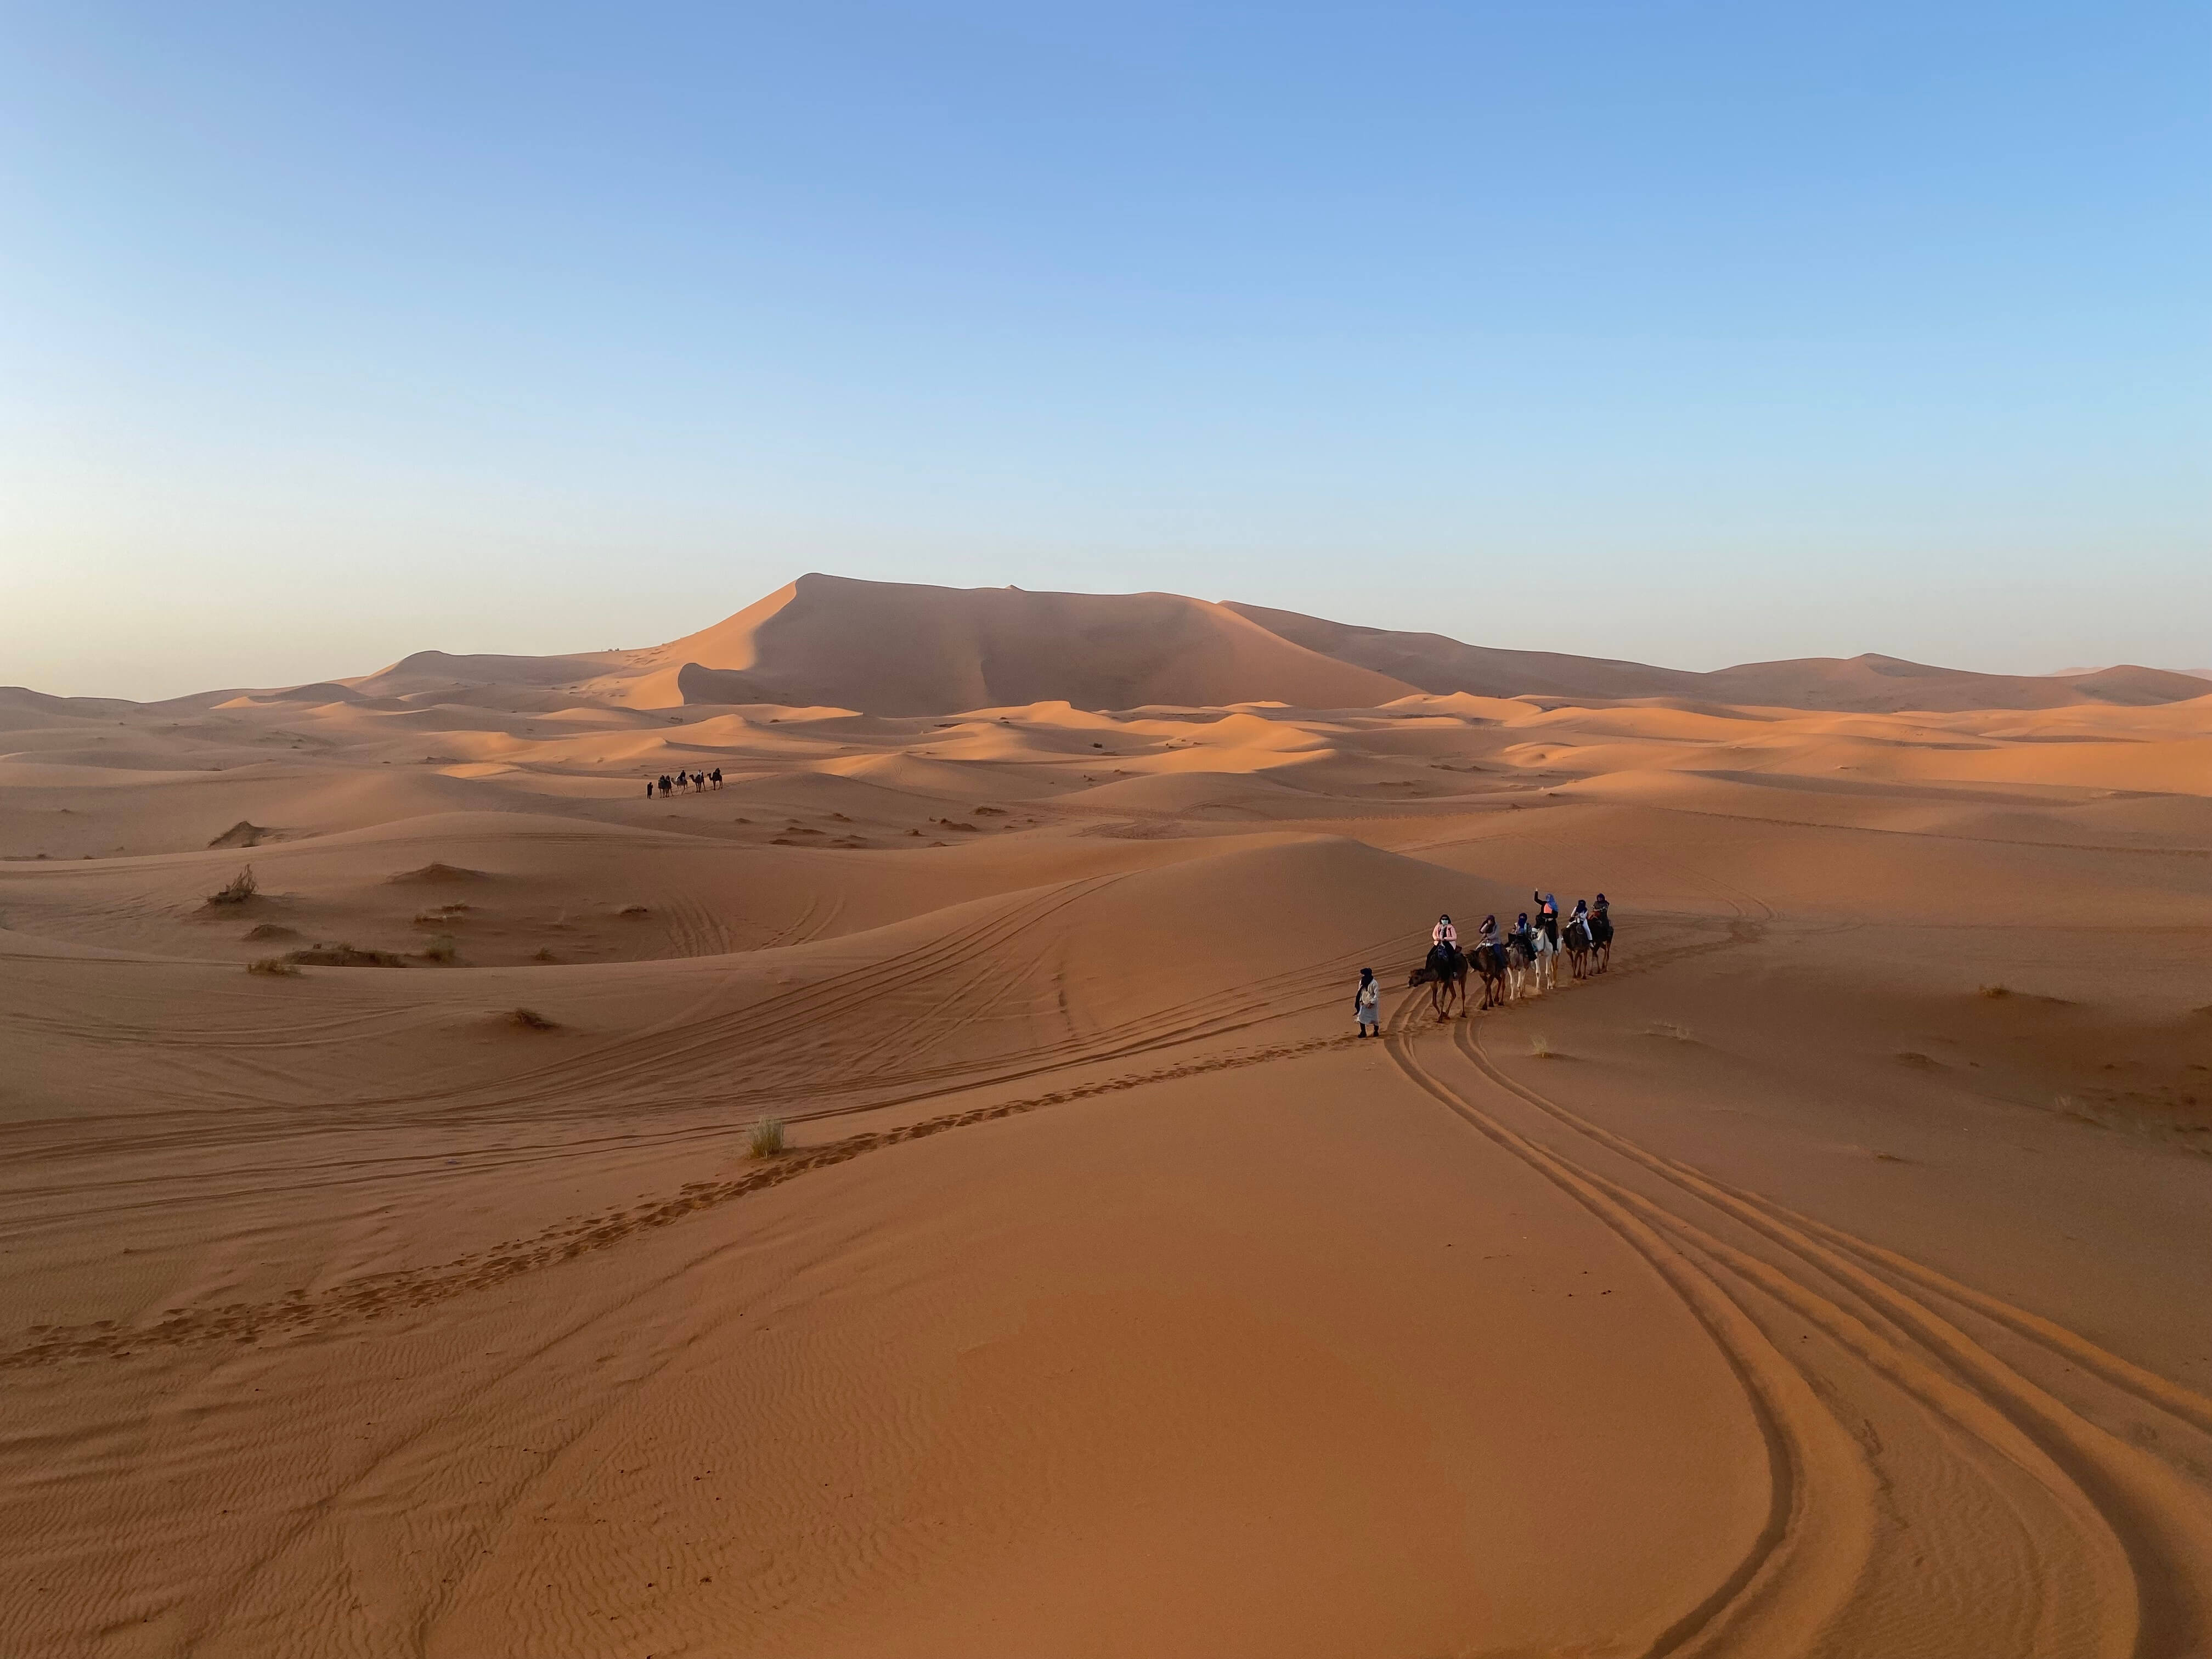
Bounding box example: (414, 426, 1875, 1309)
(3, 577, 2209, 1658)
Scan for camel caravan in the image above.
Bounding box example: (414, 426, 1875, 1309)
(1404, 892, 1613, 1023)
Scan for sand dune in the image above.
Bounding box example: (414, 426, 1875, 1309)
(32, 575, 2203, 729)
(602, 574, 1415, 713)
(2, 584, 2209, 1657)
(1227, 599, 2211, 713)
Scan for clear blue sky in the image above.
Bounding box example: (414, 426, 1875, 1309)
(4, 3, 2205, 698)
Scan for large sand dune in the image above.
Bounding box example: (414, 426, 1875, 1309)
(3, 582, 2209, 1657)
(15, 574, 2172, 725)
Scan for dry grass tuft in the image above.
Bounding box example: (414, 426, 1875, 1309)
(245, 956, 301, 977)
(748, 1116, 786, 1158)
(421, 935, 459, 964)
(532, 946, 557, 963)
(206, 865, 258, 905)
(1529, 1032, 1555, 1059)
(509, 1006, 556, 1030)
(285, 942, 407, 967)
(1979, 983, 2011, 998)
(618, 904, 649, 917)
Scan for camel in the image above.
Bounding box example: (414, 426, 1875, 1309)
(1564, 914, 1594, 980)
(1503, 936, 1534, 1003)
(1407, 942, 1469, 1021)
(1523, 924, 1559, 994)
(1469, 939, 1513, 1009)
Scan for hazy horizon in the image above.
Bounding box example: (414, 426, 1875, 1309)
(5, 4, 2207, 701)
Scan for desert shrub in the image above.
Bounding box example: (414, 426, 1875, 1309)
(748, 1116, 786, 1158)
(509, 1006, 556, 1030)
(1529, 1032, 1555, 1059)
(285, 942, 408, 967)
(421, 934, 459, 964)
(532, 946, 557, 962)
(618, 904, 649, 917)
(1979, 984, 2011, 998)
(207, 865, 258, 905)
(245, 957, 300, 977)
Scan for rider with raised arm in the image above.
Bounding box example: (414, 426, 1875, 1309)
(1533, 891, 1559, 943)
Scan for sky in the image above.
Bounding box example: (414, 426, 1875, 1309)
(3, 2, 2206, 700)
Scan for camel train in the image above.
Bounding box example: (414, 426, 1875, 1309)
(1408, 893, 1613, 1023)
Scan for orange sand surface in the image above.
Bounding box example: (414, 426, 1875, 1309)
(3, 621, 2211, 1656)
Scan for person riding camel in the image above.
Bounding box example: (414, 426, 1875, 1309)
(1534, 891, 1559, 944)
(1432, 913, 1458, 947)
(1509, 911, 1535, 952)
(1474, 914, 1501, 967)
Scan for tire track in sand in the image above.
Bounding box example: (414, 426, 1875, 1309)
(1381, 986, 2212, 1656)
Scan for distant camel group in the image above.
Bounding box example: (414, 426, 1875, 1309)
(1406, 894, 1614, 1022)
(649, 769, 723, 799)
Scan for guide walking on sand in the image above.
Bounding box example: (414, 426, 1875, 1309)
(1353, 967, 1380, 1037)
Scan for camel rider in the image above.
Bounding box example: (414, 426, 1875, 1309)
(1476, 914, 1500, 962)
(1432, 913, 1458, 948)
(1534, 891, 1559, 941)
(1509, 912, 1535, 953)
(1571, 898, 1590, 932)
(1593, 893, 1610, 929)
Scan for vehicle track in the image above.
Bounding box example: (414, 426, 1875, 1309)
(1381, 968, 2212, 1656)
